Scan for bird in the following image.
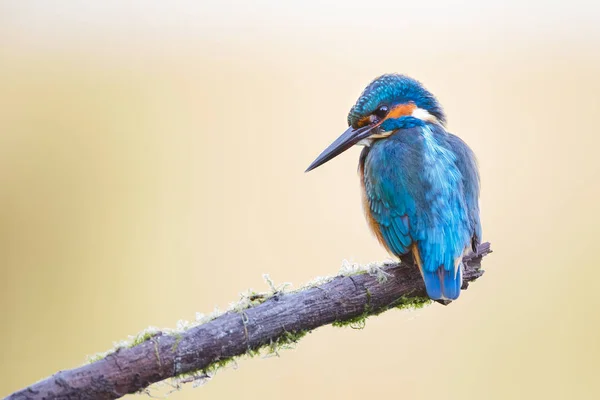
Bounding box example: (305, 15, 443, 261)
(306, 74, 481, 301)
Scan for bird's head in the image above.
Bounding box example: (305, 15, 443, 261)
(306, 74, 445, 172)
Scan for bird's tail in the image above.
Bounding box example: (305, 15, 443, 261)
(422, 264, 463, 301)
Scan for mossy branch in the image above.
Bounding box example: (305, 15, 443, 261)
(5, 243, 492, 400)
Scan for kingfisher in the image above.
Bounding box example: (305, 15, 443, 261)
(306, 74, 481, 301)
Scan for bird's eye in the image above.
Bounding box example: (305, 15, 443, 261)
(373, 105, 389, 119)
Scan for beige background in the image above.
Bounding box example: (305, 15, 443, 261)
(1, 1, 599, 399)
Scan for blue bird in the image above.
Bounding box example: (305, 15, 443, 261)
(306, 74, 481, 301)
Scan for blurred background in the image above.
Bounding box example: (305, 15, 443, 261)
(1, 1, 599, 399)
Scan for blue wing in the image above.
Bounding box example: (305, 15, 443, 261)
(445, 133, 482, 250)
(360, 131, 422, 258)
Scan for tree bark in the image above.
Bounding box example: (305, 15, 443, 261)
(5, 243, 492, 400)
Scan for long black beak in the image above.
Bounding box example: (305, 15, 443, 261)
(305, 124, 379, 172)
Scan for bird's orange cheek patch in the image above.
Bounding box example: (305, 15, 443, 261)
(357, 115, 373, 128)
(387, 103, 417, 119)
(356, 102, 416, 128)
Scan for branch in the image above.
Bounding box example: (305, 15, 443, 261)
(6, 243, 492, 400)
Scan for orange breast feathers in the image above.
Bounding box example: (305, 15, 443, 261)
(358, 162, 389, 254)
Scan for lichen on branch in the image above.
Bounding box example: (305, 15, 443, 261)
(5, 243, 491, 400)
